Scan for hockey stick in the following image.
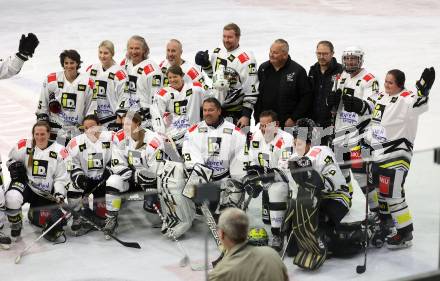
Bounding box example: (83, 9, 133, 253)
(356, 184, 370, 274)
(152, 203, 189, 268)
(200, 201, 222, 249)
(281, 231, 295, 260)
(14, 211, 72, 264)
(41, 192, 141, 249)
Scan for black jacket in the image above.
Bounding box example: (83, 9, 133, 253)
(308, 57, 342, 127)
(254, 56, 312, 126)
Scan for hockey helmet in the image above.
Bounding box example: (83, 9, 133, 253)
(342, 46, 364, 73)
(248, 227, 269, 246)
(224, 67, 240, 87)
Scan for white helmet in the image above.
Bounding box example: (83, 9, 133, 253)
(342, 46, 364, 73)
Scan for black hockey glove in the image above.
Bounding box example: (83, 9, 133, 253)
(73, 174, 88, 191)
(195, 50, 210, 68)
(18, 33, 39, 59)
(107, 122, 122, 132)
(138, 107, 150, 121)
(416, 67, 435, 97)
(8, 161, 28, 183)
(342, 94, 365, 114)
(288, 156, 324, 190)
(48, 92, 62, 114)
(326, 89, 342, 107)
(243, 165, 273, 198)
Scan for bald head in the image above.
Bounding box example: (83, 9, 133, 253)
(218, 208, 249, 244)
(166, 39, 183, 66)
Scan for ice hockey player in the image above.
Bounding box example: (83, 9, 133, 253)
(243, 110, 293, 251)
(282, 118, 357, 270)
(119, 35, 163, 127)
(153, 65, 207, 149)
(361, 68, 435, 249)
(86, 40, 128, 130)
(0, 155, 12, 248)
(159, 39, 208, 89)
(66, 115, 113, 236)
(103, 112, 165, 237)
(326, 46, 379, 211)
(195, 23, 258, 127)
(4, 121, 70, 243)
(0, 33, 39, 80)
(36, 49, 97, 145)
(181, 97, 247, 217)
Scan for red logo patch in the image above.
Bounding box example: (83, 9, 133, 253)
(187, 67, 199, 80)
(363, 73, 374, 82)
(143, 64, 154, 75)
(158, 88, 167, 96)
(115, 70, 126, 80)
(17, 139, 27, 149)
(350, 149, 362, 169)
(379, 175, 391, 194)
(309, 148, 321, 157)
(47, 73, 57, 83)
(238, 53, 250, 63)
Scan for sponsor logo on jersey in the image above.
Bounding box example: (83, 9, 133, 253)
(252, 141, 259, 148)
(128, 150, 143, 167)
(79, 143, 86, 152)
(78, 84, 86, 91)
(208, 137, 222, 156)
(185, 89, 193, 97)
(48, 73, 57, 83)
(258, 152, 270, 166)
(391, 97, 398, 103)
(174, 99, 188, 115)
(187, 67, 199, 80)
(363, 73, 374, 82)
(128, 75, 138, 93)
(198, 127, 208, 133)
(108, 72, 115, 80)
(137, 67, 143, 75)
(102, 142, 110, 149)
(309, 148, 321, 157)
(90, 69, 98, 76)
(32, 160, 48, 178)
(372, 104, 385, 122)
(152, 75, 162, 87)
(324, 155, 334, 164)
(144, 64, 154, 75)
(115, 70, 126, 81)
(213, 48, 221, 54)
(49, 151, 58, 159)
(95, 80, 108, 98)
(57, 82, 64, 89)
(379, 175, 391, 195)
(18, 139, 27, 150)
(248, 63, 257, 75)
(223, 128, 233, 135)
(87, 153, 103, 170)
(61, 93, 77, 110)
(227, 54, 235, 62)
(238, 53, 249, 63)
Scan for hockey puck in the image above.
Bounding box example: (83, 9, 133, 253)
(356, 265, 366, 274)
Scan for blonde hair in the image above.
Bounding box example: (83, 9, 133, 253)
(99, 40, 115, 56)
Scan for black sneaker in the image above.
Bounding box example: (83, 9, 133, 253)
(386, 229, 413, 249)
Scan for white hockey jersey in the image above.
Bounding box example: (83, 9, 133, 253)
(159, 59, 207, 89)
(119, 58, 163, 112)
(111, 129, 164, 181)
(333, 69, 379, 146)
(366, 89, 429, 162)
(36, 71, 97, 135)
(208, 46, 258, 115)
(153, 81, 206, 145)
(248, 128, 293, 169)
(0, 54, 25, 79)
(7, 139, 70, 196)
(86, 63, 127, 125)
(67, 130, 114, 181)
(290, 146, 351, 209)
(182, 119, 247, 181)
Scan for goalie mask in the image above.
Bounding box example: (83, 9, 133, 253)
(224, 67, 240, 88)
(248, 227, 269, 246)
(342, 46, 364, 74)
(219, 179, 244, 210)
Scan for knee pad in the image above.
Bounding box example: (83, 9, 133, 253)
(5, 189, 23, 210)
(28, 207, 52, 227)
(106, 175, 128, 193)
(158, 161, 186, 195)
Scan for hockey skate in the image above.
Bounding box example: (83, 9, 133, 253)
(10, 221, 22, 242)
(166, 222, 191, 240)
(103, 212, 118, 240)
(0, 231, 11, 249)
(386, 228, 413, 249)
(271, 235, 284, 252)
(71, 214, 93, 237)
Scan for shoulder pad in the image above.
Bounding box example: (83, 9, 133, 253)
(275, 138, 284, 149)
(17, 139, 27, 150)
(115, 70, 126, 80)
(188, 124, 198, 133)
(114, 130, 125, 142)
(238, 53, 250, 63)
(192, 82, 202, 88)
(143, 64, 155, 75)
(362, 73, 375, 82)
(158, 88, 167, 97)
(88, 79, 95, 89)
(400, 91, 411, 97)
(120, 58, 126, 66)
(187, 67, 200, 80)
(308, 147, 322, 158)
(47, 73, 57, 83)
(86, 64, 93, 72)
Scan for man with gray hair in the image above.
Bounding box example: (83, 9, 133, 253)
(254, 39, 312, 129)
(209, 208, 289, 281)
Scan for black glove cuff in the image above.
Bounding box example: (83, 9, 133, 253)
(16, 52, 28, 61)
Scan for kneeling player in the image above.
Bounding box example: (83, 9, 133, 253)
(103, 112, 164, 238)
(5, 121, 70, 242)
(66, 115, 113, 235)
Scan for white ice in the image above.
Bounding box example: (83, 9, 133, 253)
(0, 0, 440, 280)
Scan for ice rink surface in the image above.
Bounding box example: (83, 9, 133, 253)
(0, 0, 440, 280)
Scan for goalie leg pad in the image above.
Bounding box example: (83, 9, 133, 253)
(267, 182, 289, 231)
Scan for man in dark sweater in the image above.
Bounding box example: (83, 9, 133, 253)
(308, 41, 343, 130)
(254, 39, 312, 129)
